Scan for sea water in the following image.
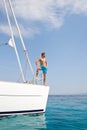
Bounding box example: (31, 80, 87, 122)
(0, 95, 87, 130)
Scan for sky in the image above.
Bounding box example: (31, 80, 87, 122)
(0, 0, 87, 95)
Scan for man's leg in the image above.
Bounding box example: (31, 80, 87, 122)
(43, 73, 46, 86)
(36, 68, 41, 77)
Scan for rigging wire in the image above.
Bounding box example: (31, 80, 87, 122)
(1, 0, 35, 83)
(17, 60, 28, 82)
(8, 0, 35, 79)
(3, 0, 26, 82)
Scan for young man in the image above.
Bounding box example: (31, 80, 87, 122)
(35, 52, 48, 85)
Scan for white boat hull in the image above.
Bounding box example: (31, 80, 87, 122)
(0, 81, 49, 116)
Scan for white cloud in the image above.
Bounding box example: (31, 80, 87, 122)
(13, 0, 87, 25)
(0, 0, 87, 37)
(0, 24, 10, 36)
(0, 23, 39, 38)
(13, 0, 64, 28)
(56, 0, 87, 14)
(19, 24, 40, 37)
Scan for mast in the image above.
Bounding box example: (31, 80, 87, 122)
(8, 0, 35, 78)
(3, 0, 26, 82)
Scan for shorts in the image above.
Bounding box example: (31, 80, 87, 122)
(40, 65, 47, 74)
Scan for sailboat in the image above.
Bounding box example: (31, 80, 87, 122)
(0, 0, 49, 116)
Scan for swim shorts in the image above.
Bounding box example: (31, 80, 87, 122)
(40, 65, 47, 74)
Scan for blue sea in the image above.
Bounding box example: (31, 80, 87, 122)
(0, 95, 87, 130)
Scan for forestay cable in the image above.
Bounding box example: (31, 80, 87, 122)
(8, 0, 35, 79)
(3, 0, 26, 82)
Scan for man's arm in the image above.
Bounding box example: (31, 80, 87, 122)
(46, 60, 48, 67)
(35, 58, 40, 67)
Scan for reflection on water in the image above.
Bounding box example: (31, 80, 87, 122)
(0, 114, 47, 130)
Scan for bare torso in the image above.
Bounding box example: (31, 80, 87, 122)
(39, 57, 47, 67)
